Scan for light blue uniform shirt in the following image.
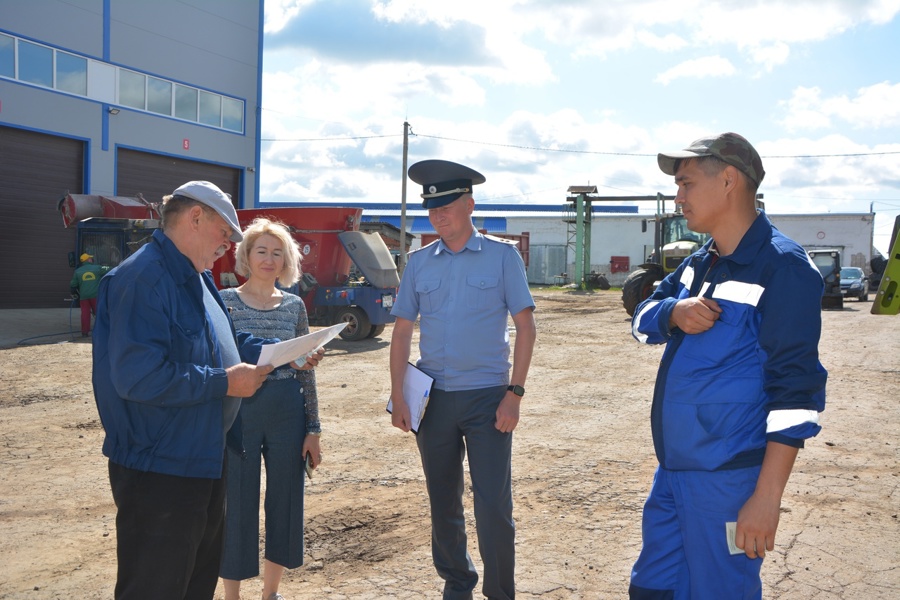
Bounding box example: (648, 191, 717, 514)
(391, 230, 534, 391)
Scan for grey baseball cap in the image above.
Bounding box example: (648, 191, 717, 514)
(658, 132, 765, 187)
(172, 180, 243, 242)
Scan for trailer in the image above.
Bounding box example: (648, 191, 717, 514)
(213, 207, 399, 341)
(59, 195, 398, 341)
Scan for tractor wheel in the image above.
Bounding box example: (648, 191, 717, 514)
(367, 324, 386, 338)
(337, 307, 371, 341)
(587, 273, 611, 290)
(622, 266, 663, 316)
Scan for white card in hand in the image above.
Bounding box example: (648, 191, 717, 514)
(725, 521, 744, 555)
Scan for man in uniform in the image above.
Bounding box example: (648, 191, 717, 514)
(389, 160, 537, 600)
(628, 133, 827, 599)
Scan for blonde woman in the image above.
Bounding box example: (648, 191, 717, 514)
(219, 218, 323, 600)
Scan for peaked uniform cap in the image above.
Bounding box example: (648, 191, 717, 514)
(408, 159, 486, 209)
(80, 253, 93, 262)
(171, 180, 243, 242)
(657, 132, 765, 187)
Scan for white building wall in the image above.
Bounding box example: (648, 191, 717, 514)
(768, 214, 874, 271)
(493, 213, 874, 285)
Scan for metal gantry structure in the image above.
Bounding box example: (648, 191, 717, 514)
(563, 189, 677, 289)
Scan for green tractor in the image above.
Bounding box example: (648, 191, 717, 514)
(622, 212, 709, 316)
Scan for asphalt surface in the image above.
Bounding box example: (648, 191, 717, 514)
(0, 307, 84, 348)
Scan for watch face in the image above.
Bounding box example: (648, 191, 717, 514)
(509, 385, 525, 396)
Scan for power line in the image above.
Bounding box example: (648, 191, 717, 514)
(415, 133, 652, 156)
(261, 134, 400, 142)
(260, 129, 900, 159)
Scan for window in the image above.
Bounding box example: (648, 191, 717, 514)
(1, 33, 244, 133)
(119, 69, 146, 109)
(18, 40, 52, 87)
(222, 96, 243, 132)
(0, 33, 13, 78)
(174, 84, 198, 120)
(56, 51, 87, 95)
(147, 76, 172, 115)
(199, 90, 221, 127)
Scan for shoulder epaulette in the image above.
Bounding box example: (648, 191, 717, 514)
(410, 238, 440, 255)
(483, 234, 518, 245)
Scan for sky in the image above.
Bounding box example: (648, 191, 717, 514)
(258, 0, 900, 255)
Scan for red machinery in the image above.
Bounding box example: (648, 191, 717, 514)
(213, 207, 399, 341)
(60, 198, 398, 341)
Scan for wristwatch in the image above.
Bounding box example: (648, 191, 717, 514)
(507, 384, 525, 397)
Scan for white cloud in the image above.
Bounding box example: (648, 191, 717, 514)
(748, 41, 791, 73)
(264, 0, 315, 33)
(781, 82, 900, 132)
(257, 0, 900, 253)
(654, 56, 735, 85)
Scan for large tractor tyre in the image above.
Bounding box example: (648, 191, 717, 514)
(337, 307, 371, 341)
(622, 266, 663, 316)
(367, 324, 386, 338)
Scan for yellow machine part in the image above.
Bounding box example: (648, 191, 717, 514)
(871, 225, 900, 316)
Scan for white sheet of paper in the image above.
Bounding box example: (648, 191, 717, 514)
(257, 322, 348, 368)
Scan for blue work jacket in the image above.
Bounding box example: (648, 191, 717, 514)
(632, 212, 827, 471)
(92, 229, 267, 479)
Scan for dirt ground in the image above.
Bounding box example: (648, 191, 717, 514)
(0, 289, 897, 599)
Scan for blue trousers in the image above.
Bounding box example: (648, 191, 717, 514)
(416, 385, 515, 600)
(629, 466, 764, 600)
(220, 377, 307, 580)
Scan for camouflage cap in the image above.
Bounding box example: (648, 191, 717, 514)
(657, 132, 765, 187)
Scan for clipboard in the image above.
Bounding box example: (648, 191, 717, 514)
(386, 362, 434, 434)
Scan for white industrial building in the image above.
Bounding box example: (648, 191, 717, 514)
(273, 200, 877, 286)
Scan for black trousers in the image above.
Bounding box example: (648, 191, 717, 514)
(108, 459, 226, 600)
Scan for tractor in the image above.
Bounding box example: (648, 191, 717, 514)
(621, 212, 709, 316)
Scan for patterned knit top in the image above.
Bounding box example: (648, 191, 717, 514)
(220, 288, 320, 434)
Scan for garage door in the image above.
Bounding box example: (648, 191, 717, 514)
(117, 148, 241, 208)
(0, 126, 84, 308)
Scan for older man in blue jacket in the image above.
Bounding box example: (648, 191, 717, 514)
(93, 181, 278, 600)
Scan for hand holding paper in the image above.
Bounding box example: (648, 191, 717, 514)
(292, 347, 325, 371)
(257, 322, 348, 368)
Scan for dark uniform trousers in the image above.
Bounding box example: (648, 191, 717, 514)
(416, 385, 515, 600)
(108, 458, 226, 600)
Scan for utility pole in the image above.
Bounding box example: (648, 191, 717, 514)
(399, 121, 409, 275)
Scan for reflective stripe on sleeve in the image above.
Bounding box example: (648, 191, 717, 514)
(767, 408, 820, 433)
(632, 300, 660, 343)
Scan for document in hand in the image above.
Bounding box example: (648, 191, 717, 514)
(257, 322, 348, 368)
(386, 362, 434, 434)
